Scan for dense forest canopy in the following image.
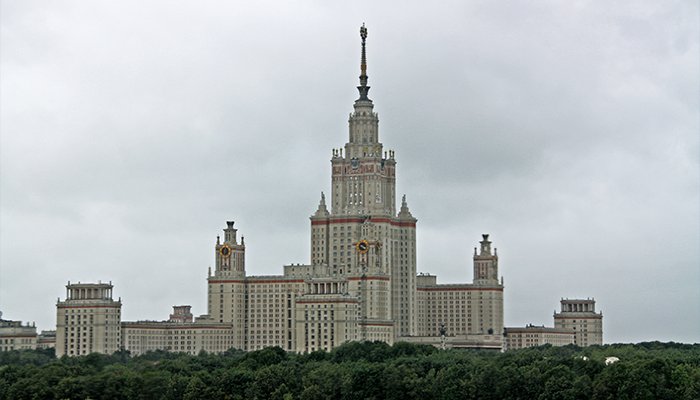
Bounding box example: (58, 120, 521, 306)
(1, 341, 698, 400)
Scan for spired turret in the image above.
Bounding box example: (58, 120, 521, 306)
(473, 234, 499, 285)
(208, 221, 247, 348)
(397, 194, 416, 221)
(347, 24, 379, 157)
(330, 24, 398, 217)
(214, 221, 245, 277)
(314, 192, 330, 218)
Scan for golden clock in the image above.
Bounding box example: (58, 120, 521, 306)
(356, 240, 369, 254)
(219, 245, 231, 257)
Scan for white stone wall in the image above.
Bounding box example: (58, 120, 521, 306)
(122, 322, 236, 356)
(56, 283, 121, 357)
(295, 295, 359, 353)
(504, 326, 575, 350)
(0, 320, 37, 351)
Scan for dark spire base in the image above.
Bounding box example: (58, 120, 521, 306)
(357, 86, 371, 101)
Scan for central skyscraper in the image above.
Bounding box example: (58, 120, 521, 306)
(52, 26, 612, 358)
(310, 23, 417, 339)
(204, 25, 503, 353)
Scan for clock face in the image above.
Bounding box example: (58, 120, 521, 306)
(219, 245, 231, 257)
(356, 240, 369, 254)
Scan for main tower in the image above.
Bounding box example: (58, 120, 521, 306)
(203, 25, 502, 353)
(310, 24, 417, 338)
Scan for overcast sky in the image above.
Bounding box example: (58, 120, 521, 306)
(1, 1, 698, 344)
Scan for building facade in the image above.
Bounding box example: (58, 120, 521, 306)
(0, 318, 37, 352)
(53, 25, 505, 356)
(553, 298, 603, 346)
(503, 325, 575, 350)
(412, 234, 504, 349)
(504, 298, 603, 350)
(55, 282, 122, 357)
(122, 306, 236, 356)
(206, 25, 503, 353)
(37, 331, 56, 349)
(0, 311, 55, 352)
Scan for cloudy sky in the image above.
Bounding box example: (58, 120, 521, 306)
(1, 1, 698, 344)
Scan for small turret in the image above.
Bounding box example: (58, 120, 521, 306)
(213, 221, 246, 278)
(479, 234, 492, 256)
(397, 194, 415, 220)
(314, 192, 330, 217)
(224, 221, 237, 245)
(473, 234, 499, 285)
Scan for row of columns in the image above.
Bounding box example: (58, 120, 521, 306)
(563, 302, 594, 312)
(308, 282, 347, 295)
(68, 286, 112, 300)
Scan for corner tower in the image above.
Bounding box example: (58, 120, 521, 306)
(473, 234, 499, 285)
(554, 298, 603, 346)
(214, 221, 246, 278)
(56, 282, 121, 357)
(207, 221, 247, 349)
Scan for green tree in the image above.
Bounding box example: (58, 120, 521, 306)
(183, 375, 207, 400)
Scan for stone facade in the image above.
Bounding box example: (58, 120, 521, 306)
(205, 26, 503, 353)
(52, 25, 506, 356)
(0, 318, 37, 351)
(121, 306, 235, 356)
(503, 325, 575, 350)
(553, 298, 603, 346)
(415, 235, 503, 342)
(55, 282, 122, 357)
(504, 298, 603, 350)
(37, 330, 56, 349)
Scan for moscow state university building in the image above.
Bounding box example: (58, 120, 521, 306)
(206, 26, 504, 353)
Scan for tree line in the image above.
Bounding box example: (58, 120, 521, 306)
(0, 341, 698, 399)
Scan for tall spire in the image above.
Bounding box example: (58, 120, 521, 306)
(357, 23, 370, 101)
